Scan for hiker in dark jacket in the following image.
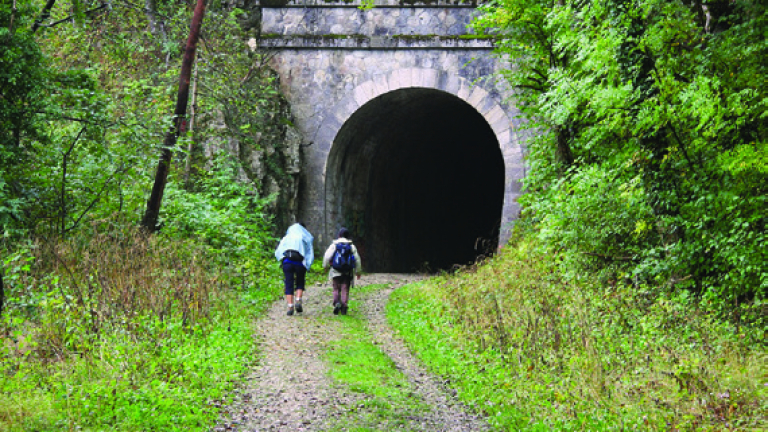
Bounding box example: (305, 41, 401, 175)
(322, 228, 361, 315)
(275, 222, 314, 316)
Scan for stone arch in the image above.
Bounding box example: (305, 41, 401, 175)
(313, 68, 526, 272)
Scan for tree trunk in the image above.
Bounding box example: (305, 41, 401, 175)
(554, 125, 574, 171)
(31, 0, 56, 33)
(141, 0, 206, 232)
(145, 0, 161, 36)
(145, 0, 170, 65)
(9, 0, 17, 34)
(183, 57, 199, 189)
(0, 268, 4, 318)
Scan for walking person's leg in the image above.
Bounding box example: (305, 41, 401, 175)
(295, 265, 307, 313)
(339, 276, 351, 315)
(332, 276, 343, 315)
(283, 262, 296, 315)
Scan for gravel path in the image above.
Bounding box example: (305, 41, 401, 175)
(212, 274, 491, 432)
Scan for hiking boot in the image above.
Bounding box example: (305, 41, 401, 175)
(333, 302, 342, 315)
(341, 304, 348, 315)
(287, 306, 294, 316)
(295, 299, 303, 313)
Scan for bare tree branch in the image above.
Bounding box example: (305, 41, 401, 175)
(60, 127, 87, 235)
(42, 2, 109, 29)
(183, 56, 199, 188)
(583, 252, 637, 262)
(65, 163, 133, 234)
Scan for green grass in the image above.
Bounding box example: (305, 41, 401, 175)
(0, 230, 286, 431)
(386, 240, 766, 431)
(0, 288, 279, 431)
(350, 281, 390, 296)
(321, 284, 430, 431)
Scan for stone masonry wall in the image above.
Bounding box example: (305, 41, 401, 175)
(253, 3, 529, 247)
(261, 5, 478, 36)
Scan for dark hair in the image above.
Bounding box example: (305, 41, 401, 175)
(337, 227, 350, 239)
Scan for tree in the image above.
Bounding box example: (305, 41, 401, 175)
(476, 0, 767, 302)
(0, 269, 3, 318)
(1, 0, 49, 232)
(472, 0, 576, 175)
(141, 0, 207, 232)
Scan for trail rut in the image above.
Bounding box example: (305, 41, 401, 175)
(213, 274, 491, 431)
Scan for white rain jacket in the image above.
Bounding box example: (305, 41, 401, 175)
(322, 238, 362, 280)
(274, 223, 314, 270)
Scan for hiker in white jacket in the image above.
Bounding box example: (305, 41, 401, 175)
(275, 222, 314, 316)
(322, 227, 362, 315)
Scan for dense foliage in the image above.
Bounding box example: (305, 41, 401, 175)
(473, 0, 766, 306)
(1, 0, 290, 238)
(389, 237, 765, 430)
(1, 2, 117, 238)
(0, 0, 292, 429)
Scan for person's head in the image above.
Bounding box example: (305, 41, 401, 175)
(337, 227, 350, 239)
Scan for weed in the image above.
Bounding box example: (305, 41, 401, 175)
(387, 239, 766, 431)
(0, 225, 279, 431)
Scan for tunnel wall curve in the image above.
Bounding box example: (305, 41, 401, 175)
(314, 68, 526, 250)
(257, 1, 532, 264)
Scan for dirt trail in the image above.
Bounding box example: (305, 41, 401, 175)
(213, 274, 491, 431)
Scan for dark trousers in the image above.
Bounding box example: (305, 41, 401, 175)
(332, 275, 352, 306)
(282, 260, 306, 296)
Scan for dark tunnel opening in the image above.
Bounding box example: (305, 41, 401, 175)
(326, 88, 505, 273)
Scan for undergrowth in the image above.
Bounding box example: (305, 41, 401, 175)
(387, 239, 766, 431)
(0, 224, 283, 431)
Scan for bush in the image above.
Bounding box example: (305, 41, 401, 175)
(388, 235, 766, 431)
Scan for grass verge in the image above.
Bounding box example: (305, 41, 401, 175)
(387, 241, 766, 431)
(0, 231, 285, 431)
(0, 288, 284, 432)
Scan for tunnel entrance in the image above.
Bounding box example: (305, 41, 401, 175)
(325, 88, 505, 273)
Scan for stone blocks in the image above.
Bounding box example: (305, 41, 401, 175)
(261, 4, 528, 243)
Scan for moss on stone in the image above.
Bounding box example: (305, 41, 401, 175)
(457, 34, 494, 40)
(257, 33, 494, 43)
(259, 0, 290, 6)
(390, 34, 495, 41)
(399, 0, 477, 5)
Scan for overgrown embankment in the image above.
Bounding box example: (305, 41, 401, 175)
(388, 235, 766, 431)
(0, 226, 284, 431)
(1, 2, 304, 429)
